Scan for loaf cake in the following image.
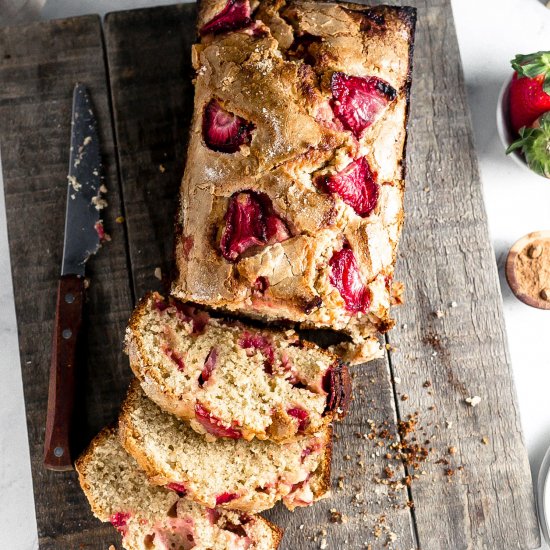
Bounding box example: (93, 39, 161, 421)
(76, 427, 282, 550)
(172, 0, 416, 363)
(126, 292, 351, 442)
(119, 381, 332, 514)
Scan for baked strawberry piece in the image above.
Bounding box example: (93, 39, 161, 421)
(200, 0, 252, 36)
(125, 292, 351, 443)
(331, 72, 397, 138)
(329, 246, 371, 313)
(319, 157, 379, 217)
(203, 99, 254, 153)
(220, 191, 290, 261)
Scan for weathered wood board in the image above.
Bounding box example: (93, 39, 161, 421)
(0, 1, 540, 549)
(0, 16, 134, 549)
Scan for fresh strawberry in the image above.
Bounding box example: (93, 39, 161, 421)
(329, 246, 371, 313)
(200, 0, 252, 36)
(286, 407, 310, 432)
(509, 51, 550, 133)
(319, 156, 379, 217)
(507, 112, 550, 178)
(195, 403, 242, 439)
(330, 72, 396, 138)
(202, 99, 254, 153)
(220, 191, 290, 261)
(199, 348, 218, 387)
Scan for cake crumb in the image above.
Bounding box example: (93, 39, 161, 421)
(320, 539, 327, 549)
(465, 396, 481, 407)
(116, 216, 125, 223)
(159, 164, 166, 173)
(434, 309, 444, 318)
(481, 436, 489, 445)
(449, 301, 457, 308)
(154, 267, 162, 280)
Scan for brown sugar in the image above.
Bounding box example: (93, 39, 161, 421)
(515, 240, 550, 301)
(506, 232, 550, 310)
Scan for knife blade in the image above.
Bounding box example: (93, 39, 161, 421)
(44, 83, 107, 471)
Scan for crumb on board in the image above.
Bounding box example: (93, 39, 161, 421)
(154, 267, 162, 280)
(481, 436, 489, 445)
(91, 195, 108, 210)
(116, 216, 125, 223)
(159, 164, 166, 173)
(465, 395, 481, 407)
(434, 309, 444, 318)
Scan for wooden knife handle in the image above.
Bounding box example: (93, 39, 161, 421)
(44, 275, 85, 471)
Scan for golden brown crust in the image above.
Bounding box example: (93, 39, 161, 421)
(172, 2, 416, 353)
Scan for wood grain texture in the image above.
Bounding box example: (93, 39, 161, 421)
(385, 0, 541, 548)
(104, 5, 415, 549)
(0, 16, 133, 549)
(104, 4, 197, 301)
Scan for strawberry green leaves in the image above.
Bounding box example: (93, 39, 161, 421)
(511, 51, 550, 95)
(506, 112, 550, 178)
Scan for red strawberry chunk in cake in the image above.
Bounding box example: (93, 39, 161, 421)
(166, 482, 188, 496)
(216, 492, 239, 505)
(199, 0, 252, 36)
(202, 99, 254, 153)
(287, 407, 310, 432)
(194, 403, 242, 439)
(238, 331, 275, 374)
(321, 156, 379, 217)
(329, 246, 371, 313)
(109, 512, 131, 534)
(163, 345, 185, 372)
(331, 72, 396, 138)
(198, 347, 218, 387)
(220, 191, 291, 261)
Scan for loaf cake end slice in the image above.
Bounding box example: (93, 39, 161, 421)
(75, 427, 283, 550)
(172, 1, 416, 364)
(126, 291, 351, 442)
(119, 380, 332, 514)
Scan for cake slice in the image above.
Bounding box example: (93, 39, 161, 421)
(76, 427, 282, 550)
(125, 292, 351, 443)
(119, 381, 332, 514)
(172, 1, 416, 364)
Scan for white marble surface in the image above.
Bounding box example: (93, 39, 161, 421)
(0, 0, 549, 548)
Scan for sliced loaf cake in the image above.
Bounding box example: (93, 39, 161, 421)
(76, 427, 283, 550)
(119, 381, 332, 514)
(125, 292, 351, 442)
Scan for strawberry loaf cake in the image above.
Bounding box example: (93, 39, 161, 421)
(126, 292, 350, 442)
(172, 0, 416, 362)
(119, 381, 332, 514)
(76, 427, 282, 550)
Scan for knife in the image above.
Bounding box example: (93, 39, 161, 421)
(44, 83, 106, 471)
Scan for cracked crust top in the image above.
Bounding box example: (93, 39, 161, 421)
(172, 1, 416, 359)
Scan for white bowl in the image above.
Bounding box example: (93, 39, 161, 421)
(496, 74, 550, 180)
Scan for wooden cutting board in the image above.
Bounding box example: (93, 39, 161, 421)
(0, 2, 541, 549)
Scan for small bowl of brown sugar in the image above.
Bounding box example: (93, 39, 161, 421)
(506, 231, 550, 310)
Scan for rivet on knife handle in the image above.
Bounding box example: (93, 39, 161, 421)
(44, 275, 85, 471)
